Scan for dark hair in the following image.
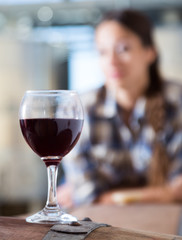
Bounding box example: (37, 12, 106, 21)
(98, 9, 169, 186)
(99, 9, 163, 96)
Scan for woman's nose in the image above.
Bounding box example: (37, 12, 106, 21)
(109, 51, 121, 66)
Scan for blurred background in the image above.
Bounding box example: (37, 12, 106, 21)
(0, 0, 182, 216)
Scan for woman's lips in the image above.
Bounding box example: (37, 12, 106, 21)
(110, 71, 126, 79)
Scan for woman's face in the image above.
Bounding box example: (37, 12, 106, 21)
(95, 20, 156, 95)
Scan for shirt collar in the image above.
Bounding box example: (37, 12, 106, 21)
(94, 87, 117, 118)
(94, 86, 146, 121)
(132, 96, 146, 121)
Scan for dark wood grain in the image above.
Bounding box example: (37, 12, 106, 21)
(0, 217, 51, 240)
(87, 227, 182, 240)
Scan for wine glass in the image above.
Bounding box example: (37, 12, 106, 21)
(19, 90, 84, 224)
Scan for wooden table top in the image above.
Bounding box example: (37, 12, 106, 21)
(1, 216, 182, 240)
(0, 217, 51, 240)
(71, 203, 182, 235)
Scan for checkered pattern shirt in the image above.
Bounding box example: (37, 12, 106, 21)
(62, 81, 182, 205)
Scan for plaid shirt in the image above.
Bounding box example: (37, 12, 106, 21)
(62, 81, 182, 205)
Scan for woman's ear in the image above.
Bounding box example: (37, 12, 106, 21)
(146, 47, 157, 64)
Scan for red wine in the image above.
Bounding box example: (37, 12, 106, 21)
(20, 118, 83, 166)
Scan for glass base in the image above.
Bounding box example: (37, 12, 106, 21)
(26, 207, 78, 224)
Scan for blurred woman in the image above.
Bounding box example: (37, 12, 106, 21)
(58, 9, 182, 208)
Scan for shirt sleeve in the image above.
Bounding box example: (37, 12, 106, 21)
(61, 114, 98, 205)
(167, 129, 182, 181)
(163, 81, 182, 181)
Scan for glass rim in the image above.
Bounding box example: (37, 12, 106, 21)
(25, 90, 78, 95)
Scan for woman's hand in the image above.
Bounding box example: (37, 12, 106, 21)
(169, 175, 182, 201)
(57, 176, 182, 208)
(95, 182, 182, 205)
(96, 189, 143, 205)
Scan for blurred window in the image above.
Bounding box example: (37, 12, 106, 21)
(33, 25, 104, 93)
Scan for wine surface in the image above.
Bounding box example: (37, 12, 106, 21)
(20, 118, 83, 165)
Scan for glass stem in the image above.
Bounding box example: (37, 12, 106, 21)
(45, 165, 59, 211)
